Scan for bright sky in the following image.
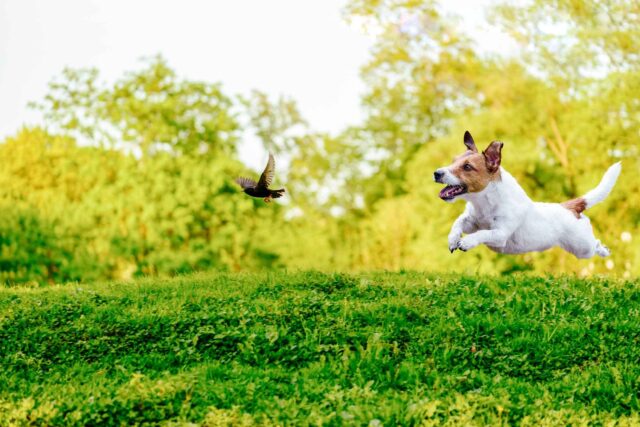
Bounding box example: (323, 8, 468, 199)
(0, 0, 512, 168)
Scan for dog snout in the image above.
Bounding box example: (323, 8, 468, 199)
(434, 170, 444, 183)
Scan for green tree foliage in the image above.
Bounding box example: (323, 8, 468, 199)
(335, 0, 639, 277)
(243, 91, 366, 213)
(0, 128, 283, 283)
(345, 0, 486, 204)
(32, 56, 238, 157)
(1, 1, 638, 283)
(0, 206, 79, 284)
(493, 0, 640, 82)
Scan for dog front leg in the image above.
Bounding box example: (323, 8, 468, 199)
(448, 213, 476, 253)
(457, 229, 509, 252)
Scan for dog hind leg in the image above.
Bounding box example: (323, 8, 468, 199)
(561, 215, 600, 259)
(595, 240, 610, 257)
(567, 244, 597, 259)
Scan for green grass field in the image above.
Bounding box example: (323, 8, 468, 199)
(1, 272, 639, 426)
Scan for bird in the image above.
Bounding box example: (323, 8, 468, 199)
(235, 153, 285, 203)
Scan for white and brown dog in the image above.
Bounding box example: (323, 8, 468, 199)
(434, 131, 621, 259)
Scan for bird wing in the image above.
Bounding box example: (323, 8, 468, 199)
(257, 153, 275, 189)
(235, 177, 257, 189)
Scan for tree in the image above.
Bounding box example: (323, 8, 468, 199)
(492, 0, 640, 84)
(32, 56, 239, 158)
(345, 0, 486, 204)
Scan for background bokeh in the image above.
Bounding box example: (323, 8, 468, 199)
(0, 0, 638, 284)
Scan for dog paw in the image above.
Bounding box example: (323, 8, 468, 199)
(456, 238, 474, 252)
(596, 242, 610, 257)
(448, 234, 462, 253)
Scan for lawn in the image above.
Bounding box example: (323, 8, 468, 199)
(1, 272, 639, 425)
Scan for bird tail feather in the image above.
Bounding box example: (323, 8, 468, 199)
(271, 188, 285, 198)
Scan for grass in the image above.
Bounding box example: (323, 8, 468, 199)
(1, 272, 639, 426)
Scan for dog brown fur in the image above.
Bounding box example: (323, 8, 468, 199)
(562, 197, 587, 218)
(449, 142, 503, 194)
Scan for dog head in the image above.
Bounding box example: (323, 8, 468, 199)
(433, 131, 503, 202)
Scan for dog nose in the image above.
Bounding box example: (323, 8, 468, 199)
(434, 170, 444, 182)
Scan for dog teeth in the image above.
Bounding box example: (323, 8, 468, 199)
(440, 185, 465, 199)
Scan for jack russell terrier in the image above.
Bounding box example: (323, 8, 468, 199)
(434, 131, 621, 259)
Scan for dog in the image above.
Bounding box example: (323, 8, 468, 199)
(434, 131, 621, 259)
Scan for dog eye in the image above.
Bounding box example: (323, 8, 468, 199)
(463, 163, 473, 171)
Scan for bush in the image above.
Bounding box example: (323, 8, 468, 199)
(0, 206, 81, 285)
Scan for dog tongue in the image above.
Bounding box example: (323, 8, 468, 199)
(439, 185, 464, 200)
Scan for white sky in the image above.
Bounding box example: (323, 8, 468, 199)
(0, 0, 513, 168)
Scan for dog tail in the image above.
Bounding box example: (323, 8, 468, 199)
(583, 161, 622, 209)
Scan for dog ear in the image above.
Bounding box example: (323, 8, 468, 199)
(463, 131, 478, 152)
(483, 141, 503, 173)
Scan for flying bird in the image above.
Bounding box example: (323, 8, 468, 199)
(235, 153, 285, 203)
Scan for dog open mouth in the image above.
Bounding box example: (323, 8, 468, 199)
(439, 184, 467, 200)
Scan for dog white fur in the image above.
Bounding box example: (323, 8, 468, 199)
(435, 133, 621, 259)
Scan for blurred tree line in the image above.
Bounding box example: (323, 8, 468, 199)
(1, 0, 638, 284)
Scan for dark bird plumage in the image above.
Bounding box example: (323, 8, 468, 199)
(235, 153, 285, 203)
